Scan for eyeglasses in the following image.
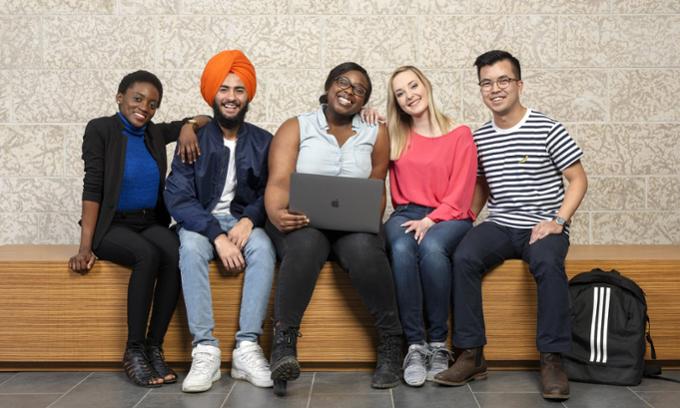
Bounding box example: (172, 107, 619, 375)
(478, 76, 519, 92)
(334, 76, 368, 97)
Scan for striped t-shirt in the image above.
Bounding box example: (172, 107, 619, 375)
(474, 108, 583, 230)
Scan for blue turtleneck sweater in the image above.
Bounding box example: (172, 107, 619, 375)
(116, 112, 160, 212)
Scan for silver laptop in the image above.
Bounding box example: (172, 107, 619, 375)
(289, 173, 383, 233)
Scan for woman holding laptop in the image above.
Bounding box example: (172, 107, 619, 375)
(264, 62, 402, 396)
(383, 66, 478, 386)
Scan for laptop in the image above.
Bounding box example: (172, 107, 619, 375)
(289, 173, 383, 233)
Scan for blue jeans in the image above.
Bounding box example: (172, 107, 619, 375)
(178, 214, 275, 347)
(384, 204, 472, 345)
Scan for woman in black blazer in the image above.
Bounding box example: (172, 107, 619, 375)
(68, 70, 204, 387)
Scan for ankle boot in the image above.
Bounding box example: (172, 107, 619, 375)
(433, 347, 487, 386)
(371, 334, 402, 389)
(540, 352, 570, 400)
(270, 324, 301, 382)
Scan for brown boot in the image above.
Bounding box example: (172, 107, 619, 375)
(540, 352, 570, 400)
(433, 347, 487, 386)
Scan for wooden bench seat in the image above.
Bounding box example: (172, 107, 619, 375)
(1, 244, 679, 370)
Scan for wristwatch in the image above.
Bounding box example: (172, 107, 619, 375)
(553, 216, 567, 226)
(186, 118, 199, 132)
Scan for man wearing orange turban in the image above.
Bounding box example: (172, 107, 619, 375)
(166, 50, 276, 393)
(200, 49, 257, 106)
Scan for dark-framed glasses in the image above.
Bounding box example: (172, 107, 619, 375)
(334, 76, 368, 97)
(478, 76, 519, 92)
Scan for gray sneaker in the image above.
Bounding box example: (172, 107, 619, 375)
(403, 344, 428, 387)
(427, 342, 453, 381)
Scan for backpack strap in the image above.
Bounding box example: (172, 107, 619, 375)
(643, 316, 680, 383)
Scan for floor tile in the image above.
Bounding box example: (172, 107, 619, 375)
(136, 393, 227, 408)
(0, 394, 61, 408)
(148, 370, 234, 394)
(223, 373, 313, 408)
(630, 371, 680, 392)
(47, 372, 149, 408)
(0, 373, 17, 386)
(564, 381, 648, 408)
(313, 372, 387, 395)
(309, 393, 392, 408)
(468, 371, 541, 393)
(475, 393, 560, 408)
(0, 372, 89, 394)
(393, 382, 477, 408)
(634, 391, 680, 408)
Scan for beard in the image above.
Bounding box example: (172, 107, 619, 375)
(213, 100, 249, 130)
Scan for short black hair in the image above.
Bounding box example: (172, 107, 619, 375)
(473, 50, 521, 81)
(319, 62, 372, 106)
(117, 70, 164, 107)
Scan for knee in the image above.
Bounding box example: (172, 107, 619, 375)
(178, 229, 213, 262)
(529, 256, 565, 281)
(388, 235, 416, 256)
(418, 238, 447, 258)
(452, 244, 482, 274)
(245, 228, 276, 261)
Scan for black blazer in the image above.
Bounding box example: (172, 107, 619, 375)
(81, 114, 184, 250)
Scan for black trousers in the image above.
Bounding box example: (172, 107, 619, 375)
(94, 211, 181, 347)
(452, 221, 571, 353)
(266, 221, 402, 336)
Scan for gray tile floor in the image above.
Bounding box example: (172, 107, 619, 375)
(0, 370, 678, 408)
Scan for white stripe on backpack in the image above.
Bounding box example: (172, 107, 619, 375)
(589, 286, 611, 363)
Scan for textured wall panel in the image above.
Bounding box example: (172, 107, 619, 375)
(44, 16, 155, 69)
(349, 0, 608, 14)
(611, 1, 680, 13)
(117, 0, 178, 14)
(648, 177, 680, 211)
(610, 70, 680, 122)
(560, 16, 680, 67)
(0, 125, 65, 177)
(581, 177, 646, 211)
(0, 70, 10, 122)
(0, 16, 42, 69)
(592, 213, 680, 244)
(0, 0, 114, 14)
(323, 16, 417, 70)
(261, 69, 324, 125)
(422, 15, 558, 69)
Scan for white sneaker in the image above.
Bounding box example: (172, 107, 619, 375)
(403, 343, 428, 387)
(427, 342, 452, 381)
(182, 344, 222, 393)
(231, 340, 274, 388)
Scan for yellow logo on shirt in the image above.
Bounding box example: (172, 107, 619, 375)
(519, 155, 528, 164)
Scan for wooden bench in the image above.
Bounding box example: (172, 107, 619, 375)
(1, 244, 679, 370)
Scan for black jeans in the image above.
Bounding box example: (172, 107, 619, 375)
(266, 221, 402, 336)
(452, 221, 571, 353)
(94, 210, 181, 347)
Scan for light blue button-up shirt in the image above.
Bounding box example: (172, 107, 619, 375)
(296, 106, 378, 178)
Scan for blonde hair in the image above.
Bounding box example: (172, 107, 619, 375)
(387, 66, 453, 160)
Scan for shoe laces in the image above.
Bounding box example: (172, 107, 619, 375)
(239, 344, 270, 370)
(191, 351, 218, 375)
(402, 344, 428, 369)
(427, 345, 453, 368)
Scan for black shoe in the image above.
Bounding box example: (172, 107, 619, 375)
(371, 334, 402, 389)
(270, 325, 301, 381)
(146, 342, 177, 384)
(122, 345, 162, 388)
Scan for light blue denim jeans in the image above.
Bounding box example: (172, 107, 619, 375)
(178, 213, 275, 347)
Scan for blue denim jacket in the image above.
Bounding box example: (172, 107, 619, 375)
(164, 120, 272, 241)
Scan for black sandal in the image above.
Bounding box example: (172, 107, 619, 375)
(147, 344, 177, 384)
(122, 346, 162, 388)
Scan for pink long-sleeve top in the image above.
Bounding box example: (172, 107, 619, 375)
(389, 125, 478, 222)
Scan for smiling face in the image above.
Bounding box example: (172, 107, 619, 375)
(478, 59, 523, 117)
(214, 73, 249, 119)
(391, 69, 430, 118)
(116, 82, 160, 127)
(326, 70, 369, 116)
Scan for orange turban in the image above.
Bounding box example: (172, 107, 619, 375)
(200, 50, 256, 106)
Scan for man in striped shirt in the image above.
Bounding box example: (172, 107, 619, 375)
(434, 50, 588, 401)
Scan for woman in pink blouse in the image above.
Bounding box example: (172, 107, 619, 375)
(383, 66, 478, 387)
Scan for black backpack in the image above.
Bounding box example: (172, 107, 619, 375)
(563, 268, 658, 385)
